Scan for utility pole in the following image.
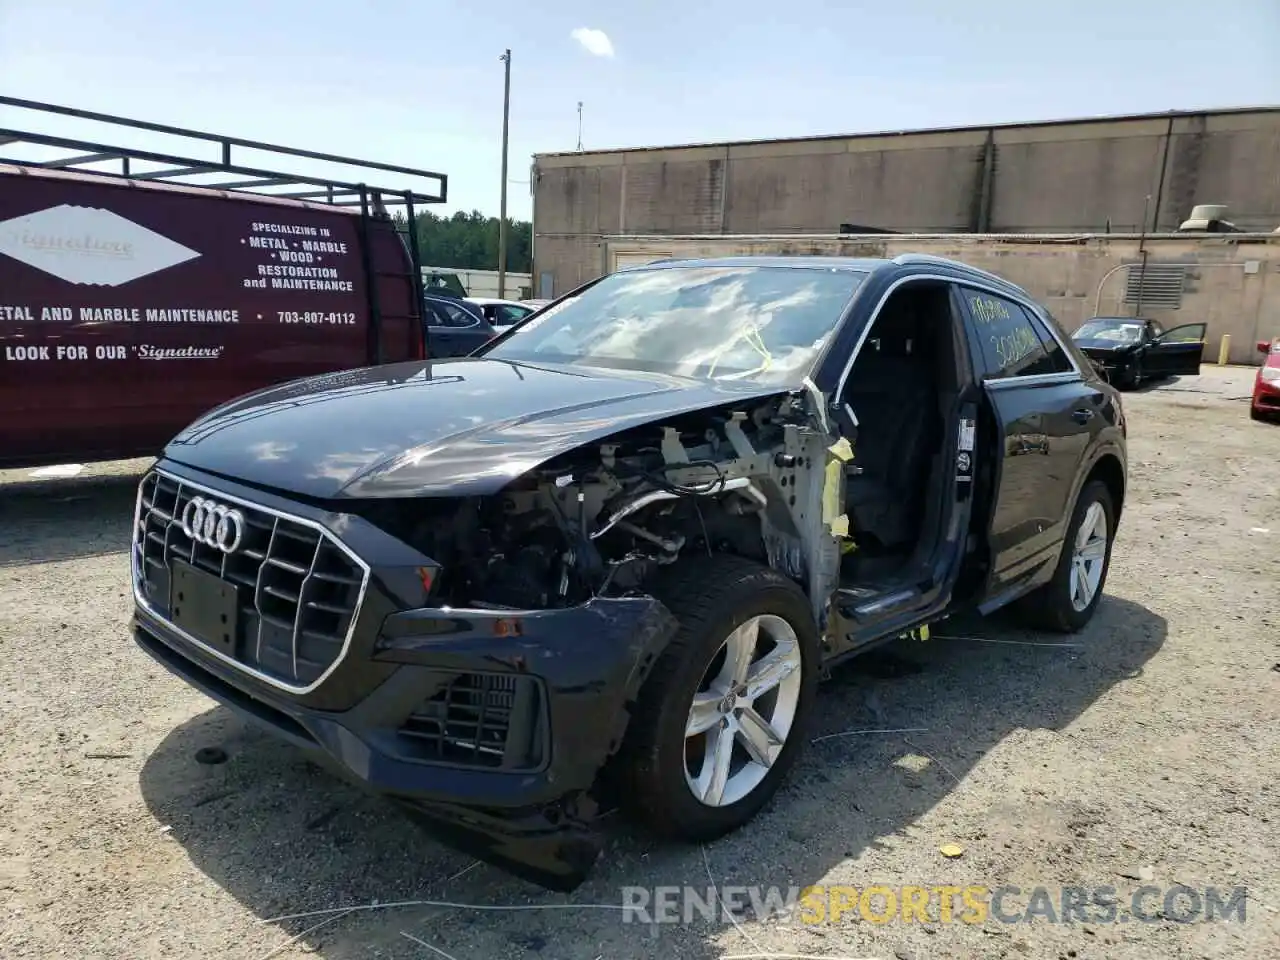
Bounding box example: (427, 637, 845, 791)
(498, 48, 511, 299)
(1134, 193, 1152, 318)
(577, 101, 583, 151)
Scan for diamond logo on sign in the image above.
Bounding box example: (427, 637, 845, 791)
(0, 204, 200, 286)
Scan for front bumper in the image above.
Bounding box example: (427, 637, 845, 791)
(132, 467, 678, 892)
(136, 596, 676, 890)
(1080, 350, 1131, 383)
(1253, 378, 1280, 415)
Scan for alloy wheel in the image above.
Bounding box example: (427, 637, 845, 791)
(1070, 501, 1108, 611)
(683, 614, 803, 807)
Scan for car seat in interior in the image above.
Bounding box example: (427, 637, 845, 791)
(843, 308, 943, 553)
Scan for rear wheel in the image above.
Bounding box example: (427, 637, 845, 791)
(618, 555, 818, 841)
(1017, 480, 1115, 633)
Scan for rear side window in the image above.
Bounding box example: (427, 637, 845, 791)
(1026, 309, 1075, 374)
(429, 301, 480, 328)
(497, 305, 531, 324)
(963, 288, 1065, 379)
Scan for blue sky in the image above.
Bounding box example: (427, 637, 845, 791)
(2, 0, 1277, 221)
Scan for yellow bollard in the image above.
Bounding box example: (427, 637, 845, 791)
(1218, 334, 1231, 366)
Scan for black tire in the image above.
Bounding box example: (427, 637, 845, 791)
(1016, 479, 1116, 633)
(617, 554, 819, 842)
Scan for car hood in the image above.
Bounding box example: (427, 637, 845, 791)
(1073, 338, 1138, 355)
(163, 358, 794, 499)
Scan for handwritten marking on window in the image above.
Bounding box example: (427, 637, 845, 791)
(969, 296, 1013, 325)
(990, 325, 1043, 371)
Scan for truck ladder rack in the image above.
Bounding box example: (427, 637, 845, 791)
(0, 97, 445, 362)
(0, 96, 446, 208)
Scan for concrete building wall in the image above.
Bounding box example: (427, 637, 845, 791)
(599, 233, 1280, 365)
(532, 108, 1280, 301)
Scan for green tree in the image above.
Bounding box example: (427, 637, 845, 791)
(395, 209, 532, 272)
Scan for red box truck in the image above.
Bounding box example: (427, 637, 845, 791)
(0, 97, 445, 469)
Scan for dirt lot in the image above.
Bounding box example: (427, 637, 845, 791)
(2, 366, 1278, 960)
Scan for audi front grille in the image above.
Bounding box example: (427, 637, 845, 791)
(132, 470, 368, 691)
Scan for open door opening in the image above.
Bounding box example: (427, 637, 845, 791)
(831, 281, 975, 648)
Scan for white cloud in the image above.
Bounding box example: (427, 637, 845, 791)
(570, 27, 614, 58)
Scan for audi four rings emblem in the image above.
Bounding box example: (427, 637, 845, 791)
(180, 496, 246, 554)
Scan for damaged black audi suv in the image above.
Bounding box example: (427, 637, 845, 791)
(132, 255, 1127, 890)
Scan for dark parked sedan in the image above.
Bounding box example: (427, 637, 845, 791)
(1071, 316, 1206, 389)
(422, 295, 498, 357)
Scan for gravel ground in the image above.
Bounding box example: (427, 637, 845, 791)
(1, 366, 1277, 960)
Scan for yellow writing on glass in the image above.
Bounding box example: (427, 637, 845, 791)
(990, 324, 1042, 371)
(969, 296, 1013, 325)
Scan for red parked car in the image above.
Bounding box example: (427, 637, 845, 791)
(1251, 338, 1280, 421)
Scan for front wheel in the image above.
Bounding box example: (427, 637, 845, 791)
(618, 555, 819, 841)
(1115, 365, 1139, 390)
(1017, 479, 1116, 633)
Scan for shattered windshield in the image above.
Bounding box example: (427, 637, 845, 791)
(1075, 319, 1145, 344)
(482, 264, 867, 384)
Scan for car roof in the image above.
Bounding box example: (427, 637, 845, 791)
(465, 297, 528, 306)
(631, 254, 1031, 299)
(636, 255, 885, 272)
(425, 294, 481, 310)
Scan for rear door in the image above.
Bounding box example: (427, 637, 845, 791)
(424, 299, 496, 357)
(958, 286, 1102, 598)
(1144, 322, 1207, 377)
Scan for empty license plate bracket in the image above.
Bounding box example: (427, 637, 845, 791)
(170, 559, 240, 656)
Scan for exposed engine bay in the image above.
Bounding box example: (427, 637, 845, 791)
(353, 391, 843, 621)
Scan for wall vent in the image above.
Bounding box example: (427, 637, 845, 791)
(1123, 262, 1187, 310)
